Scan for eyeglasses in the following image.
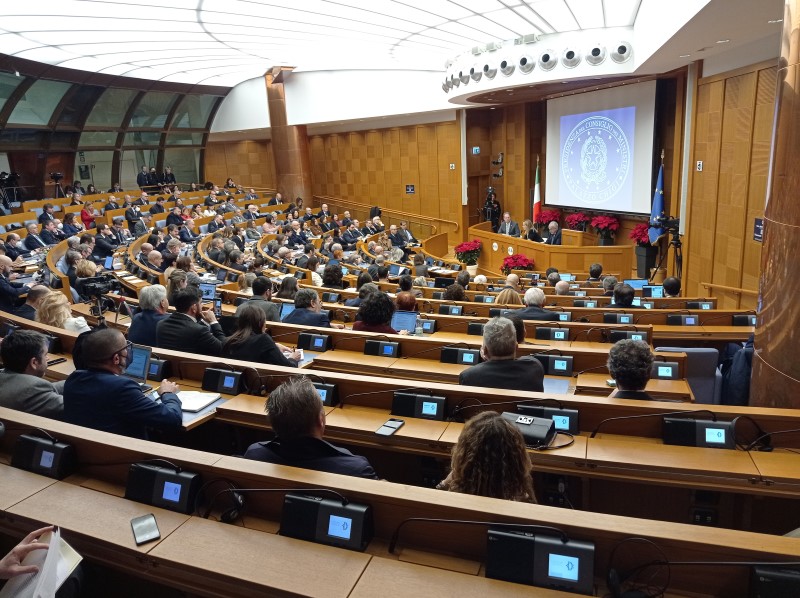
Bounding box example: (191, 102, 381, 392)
(108, 340, 132, 360)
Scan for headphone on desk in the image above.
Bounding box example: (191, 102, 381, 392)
(198, 479, 245, 524)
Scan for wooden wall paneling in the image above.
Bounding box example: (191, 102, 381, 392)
(309, 136, 324, 196)
(382, 129, 402, 206)
(490, 109, 507, 209)
(399, 127, 421, 218)
(436, 120, 462, 233)
(711, 73, 757, 308)
(416, 124, 437, 220)
(504, 103, 529, 224)
(205, 141, 275, 191)
(366, 130, 384, 202)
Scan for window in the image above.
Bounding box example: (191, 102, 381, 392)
(86, 88, 138, 127)
(129, 92, 178, 128)
(170, 95, 218, 128)
(7, 80, 71, 125)
(0, 72, 24, 114)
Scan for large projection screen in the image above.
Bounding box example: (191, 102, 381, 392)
(545, 80, 657, 215)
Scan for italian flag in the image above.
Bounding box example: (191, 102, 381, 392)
(532, 162, 541, 221)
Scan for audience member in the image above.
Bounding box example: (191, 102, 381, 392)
(455, 270, 471, 289)
(544, 220, 562, 245)
(353, 292, 405, 334)
(607, 340, 655, 400)
(13, 284, 49, 320)
(458, 317, 544, 392)
(64, 328, 182, 439)
(546, 271, 561, 287)
(442, 283, 465, 301)
(0, 330, 64, 418)
(243, 377, 378, 479)
(304, 256, 323, 286)
(495, 288, 522, 305)
(275, 276, 299, 300)
(602, 275, 618, 296)
(504, 273, 521, 292)
(321, 263, 347, 289)
(612, 283, 635, 308)
(663, 276, 681, 298)
(236, 276, 280, 322)
(587, 263, 603, 282)
(36, 291, 91, 333)
(395, 291, 417, 312)
(282, 288, 338, 327)
(413, 254, 428, 277)
(554, 280, 571, 296)
(156, 286, 227, 356)
(222, 304, 300, 367)
(346, 281, 379, 308)
(437, 411, 536, 502)
(128, 284, 170, 346)
(517, 287, 560, 321)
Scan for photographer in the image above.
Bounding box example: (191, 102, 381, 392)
(483, 189, 501, 232)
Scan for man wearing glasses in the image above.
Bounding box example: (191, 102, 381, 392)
(63, 328, 182, 439)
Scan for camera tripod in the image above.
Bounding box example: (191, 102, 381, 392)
(649, 228, 682, 282)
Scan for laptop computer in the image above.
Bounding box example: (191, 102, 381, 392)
(391, 310, 417, 333)
(199, 283, 217, 301)
(103, 256, 114, 269)
(280, 303, 296, 319)
(123, 344, 153, 392)
(623, 278, 647, 290)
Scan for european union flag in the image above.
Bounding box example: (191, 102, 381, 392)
(648, 164, 665, 244)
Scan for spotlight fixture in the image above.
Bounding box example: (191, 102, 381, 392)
(450, 74, 460, 88)
(459, 70, 470, 85)
(483, 63, 497, 79)
(561, 47, 581, 68)
(585, 44, 606, 66)
(611, 42, 633, 63)
(499, 58, 515, 76)
(538, 49, 557, 71)
(519, 55, 535, 74)
(470, 65, 482, 82)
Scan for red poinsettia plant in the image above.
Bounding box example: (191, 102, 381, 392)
(534, 208, 561, 226)
(629, 223, 651, 246)
(454, 239, 482, 266)
(501, 253, 535, 275)
(590, 215, 620, 237)
(565, 212, 591, 230)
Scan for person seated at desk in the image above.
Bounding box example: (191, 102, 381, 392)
(282, 288, 344, 328)
(607, 339, 655, 400)
(322, 263, 348, 290)
(275, 276, 298, 301)
(3, 234, 30, 262)
(14, 284, 50, 321)
(602, 275, 618, 297)
(353, 291, 407, 335)
(145, 250, 165, 273)
(497, 212, 520, 236)
(128, 284, 170, 347)
(0, 330, 65, 418)
(495, 288, 522, 305)
(546, 271, 560, 287)
(554, 280, 571, 296)
(156, 286, 227, 356)
(458, 317, 544, 392)
(443, 283, 466, 302)
(587, 262, 603, 283)
(437, 411, 536, 502)
(516, 287, 560, 321)
(64, 328, 182, 439)
(243, 376, 378, 479)
(166, 206, 184, 227)
(412, 253, 428, 278)
(663, 276, 681, 298)
(543, 220, 562, 245)
(237, 276, 281, 322)
(398, 274, 422, 299)
(346, 280, 379, 309)
(395, 291, 417, 313)
(610, 282, 635, 308)
(521, 219, 543, 242)
(36, 291, 91, 334)
(23, 224, 48, 251)
(61, 212, 84, 237)
(223, 304, 300, 367)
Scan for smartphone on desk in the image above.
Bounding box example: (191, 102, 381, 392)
(131, 513, 160, 546)
(376, 418, 405, 436)
(47, 357, 67, 366)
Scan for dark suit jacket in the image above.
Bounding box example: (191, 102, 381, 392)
(40, 229, 63, 245)
(222, 333, 297, 367)
(516, 305, 561, 321)
(498, 220, 521, 236)
(94, 234, 117, 259)
(282, 307, 331, 327)
(524, 229, 544, 242)
(342, 229, 363, 245)
(545, 230, 562, 245)
(612, 390, 654, 401)
(63, 369, 182, 440)
(166, 213, 184, 227)
(207, 220, 224, 233)
(4, 244, 26, 261)
(0, 274, 26, 313)
(24, 234, 47, 251)
(38, 212, 56, 225)
(14, 303, 36, 320)
(388, 232, 406, 248)
(244, 437, 378, 479)
(128, 309, 170, 347)
(458, 358, 545, 393)
(179, 227, 198, 243)
(149, 203, 165, 214)
(288, 231, 308, 246)
(156, 312, 227, 356)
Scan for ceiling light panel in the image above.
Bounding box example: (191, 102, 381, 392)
(458, 15, 520, 40)
(478, 9, 538, 36)
(527, 0, 580, 31)
(513, 5, 556, 34)
(565, 0, 605, 29)
(603, 0, 642, 27)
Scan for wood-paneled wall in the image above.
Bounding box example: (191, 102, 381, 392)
(308, 120, 463, 235)
(204, 140, 276, 190)
(685, 61, 776, 308)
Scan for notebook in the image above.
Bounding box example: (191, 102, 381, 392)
(177, 391, 221, 413)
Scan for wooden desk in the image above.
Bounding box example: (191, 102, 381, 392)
(215, 393, 336, 429)
(0, 464, 57, 509)
(750, 450, 800, 496)
(575, 373, 694, 402)
(149, 517, 371, 598)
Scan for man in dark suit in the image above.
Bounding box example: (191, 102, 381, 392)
(125, 204, 142, 229)
(610, 282, 635, 308)
(294, 244, 315, 269)
(165, 206, 183, 227)
(23, 224, 47, 251)
(39, 221, 65, 246)
(37, 204, 57, 225)
(287, 221, 308, 246)
(282, 288, 334, 327)
(388, 224, 411, 260)
(498, 212, 520, 236)
(544, 221, 562, 245)
(149, 197, 166, 214)
(340, 210, 353, 227)
(458, 317, 545, 392)
(105, 195, 121, 211)
(244, 376, 378, 479)
(136, 166, 149, 190)
(128, 285, 170, 347)
(110, 219, 131, 245)
(399, 221, 419, 245)
(317, 203, 332, 220)
(63, 328, 182, 439)
(516, 288, 562, 321)
(134, 191, 150, 206)
(14, 285, 49, 321)
(244, 189, 259, 202)
(133, 212, 151, 238)
(342, 222, 364, 249)
(267, 192, 283, 206)
(361, 219, 379, 236)
(243, 204, 261, 220)
(93, 224, 117, 260)
(207, 214, 225, 234)
(0, 255, 31, 313)
(156, 286, 227, 356)
(3, 234, 28, 261)
(179, 219, 199, 243)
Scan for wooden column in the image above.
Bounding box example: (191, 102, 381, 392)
(751, 0, 800, 408)
(265, 70, 312, 203)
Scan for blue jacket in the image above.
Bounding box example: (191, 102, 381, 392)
(282, 307, 331, 327)
(63, 369, 182, 439)
(128, 310, 170, 347)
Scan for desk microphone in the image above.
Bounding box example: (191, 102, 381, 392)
(698, 312, 740, 326)
(388, 518, 568, 554)
(743, 427, 800, 452)
(202, 485, 348, 522)
(576, 312, 604, 323)
(569, 327, 606, 345)
(449, 397, 563, 421)
(266, 329, 302, 343)
(634, 313, 657, 324)
(589, 409, 717, 438)
(341, 386, 425, 407)
(531, 347, 563, 357)
(574, 364, 609, 376)
(401, 342, 470, 360)
(419, 300, 435, 314)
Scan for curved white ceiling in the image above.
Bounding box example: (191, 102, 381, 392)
(0, 0, 644, 86)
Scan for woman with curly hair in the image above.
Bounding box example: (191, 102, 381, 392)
(36, 291, 91, 334)
(437, 411, 536, 502)
(353, 290, 406, 334)
(321, 263, 347, 289)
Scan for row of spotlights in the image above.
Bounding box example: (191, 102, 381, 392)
(442, 42, 631, 92)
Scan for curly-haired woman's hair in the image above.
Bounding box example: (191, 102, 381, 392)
(607, 339, 654, 391)
(438, 411, 535, 502)
(35, 292, 71, 329)
(442, 283, 466, 301)
(357, 290, 395, 326)
(322, 263, 344, 288)
(495, 288, 522, 305)
(275, 276, 298, 300)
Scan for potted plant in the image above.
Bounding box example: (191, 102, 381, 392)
(501, 253, 535, 275)
(454, 239, 482, 275)
(630, 222, 659, 278)
(590, 215, 620, 246)
(534, 208, 561, 232)
(565, 212, 590, 231)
